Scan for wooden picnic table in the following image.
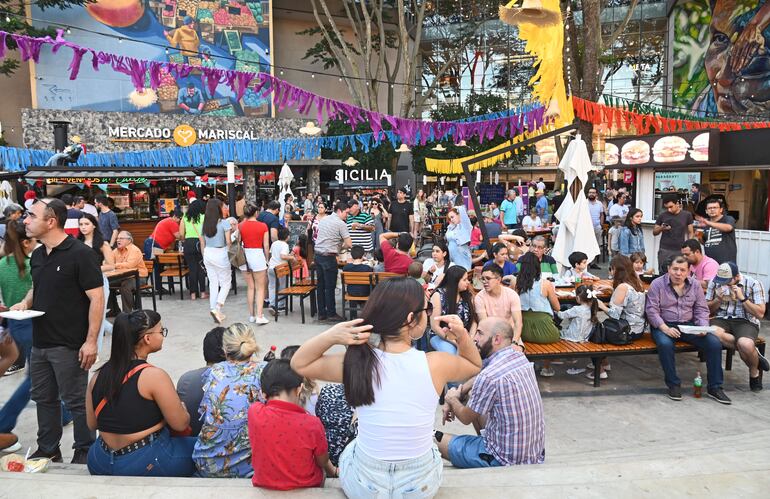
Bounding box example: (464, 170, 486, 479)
(105, 268, 143, 311)
(554, 279, 651, 302)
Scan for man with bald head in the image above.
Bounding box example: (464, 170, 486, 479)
(435, 317, 545, 468)
(110, 231, 148, 312)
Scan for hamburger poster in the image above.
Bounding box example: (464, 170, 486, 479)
(605, 130, 718, 168)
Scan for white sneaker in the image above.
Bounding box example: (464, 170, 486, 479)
(248, 316, 256, 323)
(586, 362, 611, 371)
(255, 316, 270, 325)
(540, 368, 556, 377)
(585, 370, 608, 380)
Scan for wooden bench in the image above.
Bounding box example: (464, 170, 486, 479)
(524, 333, 766, 387)
(341, 271, 373, 319)
(274, 262, 316, 324)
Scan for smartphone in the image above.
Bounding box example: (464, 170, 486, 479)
(439, 320, 449, 329)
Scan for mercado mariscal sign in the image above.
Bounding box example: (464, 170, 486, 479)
(108, 124, 268, 147)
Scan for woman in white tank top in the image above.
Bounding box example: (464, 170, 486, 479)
(292, 278, 482, 498)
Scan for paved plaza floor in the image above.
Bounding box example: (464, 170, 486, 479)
(2, 272, 770, 497)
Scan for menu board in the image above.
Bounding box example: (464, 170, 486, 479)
(605, 130, 719, 168)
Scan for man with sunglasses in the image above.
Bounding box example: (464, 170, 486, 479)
(473, 265, 523, 346)
(10, 197, 104, 464)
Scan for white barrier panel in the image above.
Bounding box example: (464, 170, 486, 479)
(735, 230, 770, 294)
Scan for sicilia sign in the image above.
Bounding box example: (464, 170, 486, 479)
(108, 124, 265, 147)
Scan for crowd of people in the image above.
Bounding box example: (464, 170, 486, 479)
(0, 180, 767, 498)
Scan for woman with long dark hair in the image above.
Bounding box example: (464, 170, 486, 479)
(593, 255, 648, 379)
(86, 310, 195, 476)
(516, 252, 560, 344)
(619, 208, 645, 257)
(428, 266, 477, 354)
(0, 220, 36, 450)
(180, 199, 207, 300)
(445, 206, 473, 270)
(78, 213, 116, 353)
(421, 241, 449, 290)
(291, 278, 481, 498)
(201, 198, 231, 323)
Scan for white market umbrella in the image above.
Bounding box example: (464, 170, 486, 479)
(551, 135, 600, 270)
(278, 162, 294, 218)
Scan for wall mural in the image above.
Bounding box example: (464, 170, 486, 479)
(32, 1, 272, 116)
(672, 0, 770, 118)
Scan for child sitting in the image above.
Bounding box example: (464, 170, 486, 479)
(562, 251, 598, 281)
(408, 261, 427, 289)
(630, 251, 653, 276)
(342, 246, 373, 307)
(268, 227, 295, 314)
(248, 359, 335, 490)
(607, 216, 623, 257)
(292, 234, 309, 280)
(372, 248, 385, 272)
(557, 285, 598, 343)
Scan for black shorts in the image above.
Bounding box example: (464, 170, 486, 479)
(710, 317, 759, 342)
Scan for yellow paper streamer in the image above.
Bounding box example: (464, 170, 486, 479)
(425, 0, 573, 175)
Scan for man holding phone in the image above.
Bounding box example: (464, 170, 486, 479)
(653, 193, 694, 273)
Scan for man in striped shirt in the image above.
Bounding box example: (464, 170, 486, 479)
(437, 317, 545, 468)
(346, 200, 374, 253)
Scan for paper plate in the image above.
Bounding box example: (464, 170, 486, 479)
(0, 310, 45, 320)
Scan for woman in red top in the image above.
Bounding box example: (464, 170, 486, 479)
(239, 203, 270, 325)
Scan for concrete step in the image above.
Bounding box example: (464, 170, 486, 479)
(3, 445, 769, 498)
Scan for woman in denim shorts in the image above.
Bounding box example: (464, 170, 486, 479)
(292, 277, 482, 498)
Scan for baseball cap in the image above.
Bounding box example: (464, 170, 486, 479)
(187, 190, 197, 200)
(712, 262, 739, 285)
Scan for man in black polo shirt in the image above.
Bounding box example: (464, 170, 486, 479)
(389, 187, 413, 234)
(11, 198, 104, 464)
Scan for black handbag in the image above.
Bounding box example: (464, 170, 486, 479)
(590, 318, 633, 345)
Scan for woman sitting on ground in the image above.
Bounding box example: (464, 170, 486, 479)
(291, 277, 482, 498)
(194, 323, 264, 477)
(86, 310, 195, 477)
(428, 266, 477, 354)
(593, 255, 648, 379)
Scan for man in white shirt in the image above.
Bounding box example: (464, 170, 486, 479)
(608, 191, 630, 220)
(536, 177, 546, 192)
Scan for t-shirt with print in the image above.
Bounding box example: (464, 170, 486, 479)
(269, 240, 290, 268)
(389, 200, 413, 233)
(248, 399, 327, 490)
(655, 209, 693, 251)
(703, 215, 737, 264)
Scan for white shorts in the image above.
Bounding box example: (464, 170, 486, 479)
(241, 248, 267, 272)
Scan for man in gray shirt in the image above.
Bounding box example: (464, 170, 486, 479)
(314, 201, 352, 322)
(176, 327, 226, 437)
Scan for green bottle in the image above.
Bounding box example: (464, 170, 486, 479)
(694, 371, 702, 398)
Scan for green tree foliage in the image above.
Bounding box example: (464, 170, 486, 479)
(0, 0, 93, 76)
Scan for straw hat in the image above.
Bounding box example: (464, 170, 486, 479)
(499, 0, 560, 27)
(343, 156, 360, 166)
(431, 144, 446, 152)
(395, 143, 411, 153)
(299, 122, 321, 136)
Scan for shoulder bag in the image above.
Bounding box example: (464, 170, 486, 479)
(228, 226, 248, 269)
(590, 318, 633, 345)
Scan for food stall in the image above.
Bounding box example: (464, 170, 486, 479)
(606, 128, 770, 291)
(24, 167, 198, 249)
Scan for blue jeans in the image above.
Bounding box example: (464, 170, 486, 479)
(448, 434, 502, 469)
(88, 428, 196, 477)
(315, 254, 339, 317)
(339, 439, 443, 498)
(429, 335, 458, 354)
(0, 319, 33, 433)
(651, 323, 724, 390)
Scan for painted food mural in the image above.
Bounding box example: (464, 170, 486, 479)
(672, 0, 770, 117)
(32, 1, 272, 116)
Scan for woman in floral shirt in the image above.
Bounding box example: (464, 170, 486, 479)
(193, 323, 265, 477)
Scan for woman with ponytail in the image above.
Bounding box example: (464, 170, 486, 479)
(291, 278, 482, 498)
(194, 323, 264, 477)
(86, 310, 195, 476)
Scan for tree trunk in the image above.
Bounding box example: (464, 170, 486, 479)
(577, 0, 601, 157)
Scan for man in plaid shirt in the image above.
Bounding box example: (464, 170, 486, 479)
(706, 262, 769, 392)
(436, 317, 545, 468)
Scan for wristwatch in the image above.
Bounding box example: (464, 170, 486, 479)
(740, 297, 748, 303)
